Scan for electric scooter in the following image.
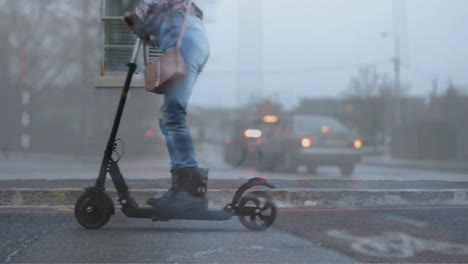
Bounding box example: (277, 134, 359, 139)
(74, 39, 277, 231)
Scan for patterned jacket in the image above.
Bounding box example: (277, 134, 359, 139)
(130, 0, 203, 39)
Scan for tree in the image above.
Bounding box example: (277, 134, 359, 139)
(428, 82, 468, 124)
(342, 67, 396, 140)
(0, 0, 101, 153)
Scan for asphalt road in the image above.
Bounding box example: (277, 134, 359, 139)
(1, 155, 468, 182)
(2, 142, 467, 182)
(1, 206, 468, 263)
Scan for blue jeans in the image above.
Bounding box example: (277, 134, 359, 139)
(157, 13, 209, 170)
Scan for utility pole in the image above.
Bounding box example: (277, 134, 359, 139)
(15, 0, 32, 155)
(80, 0, 90, 156)
(392, 0, 402, 127)
(383, 0, 403, 129)
(393, 33, 401, 127)
(237, 0, 264, 107)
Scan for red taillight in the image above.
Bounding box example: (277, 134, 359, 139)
(225, 138, 231, 145)
(301, 138, 313, 148)
(244, 129, 262, 139)
(353, 139, 363, 149)
(248, 146, 257, 153)
(321, 125, 329, 134)
(144, 129, 154, 139)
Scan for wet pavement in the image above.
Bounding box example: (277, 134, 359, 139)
(1, 205, 468, 263)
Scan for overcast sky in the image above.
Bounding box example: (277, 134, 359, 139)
(192, 0, 468, 109)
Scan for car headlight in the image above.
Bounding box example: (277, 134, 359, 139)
(244, 129, 262, 139)
(301, 138, 313, 148)
(353, 139, 363, 149)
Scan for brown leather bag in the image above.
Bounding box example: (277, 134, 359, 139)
(143, 0, 192, 94)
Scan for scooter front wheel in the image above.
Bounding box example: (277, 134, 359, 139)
(74, 191, 114, 229)
(238, 191, 277, 231)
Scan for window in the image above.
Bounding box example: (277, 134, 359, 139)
(101, 0, 161, 73)
(104, 0, 136, 17)
(293, 116, 350, 135)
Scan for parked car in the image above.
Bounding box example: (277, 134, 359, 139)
(224, 115, 363, 176)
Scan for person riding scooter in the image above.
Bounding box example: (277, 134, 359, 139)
(124, 0, 210, 211)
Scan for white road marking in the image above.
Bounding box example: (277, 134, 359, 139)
(237, 245, 280, 252)
(381, 214, 430, 228)
(2, 234, 42, 263)
(192, 245, 281, 259)
(328, 229, 468, 258)
(194, 248, 224, 259)
(4, 250, 20, 263)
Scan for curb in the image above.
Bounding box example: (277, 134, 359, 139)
(1, 189, 468, 207)
(362, 159, 468, 172)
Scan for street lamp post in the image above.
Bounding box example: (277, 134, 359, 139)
(393, 33, 402, 127)
(384, 0, 406, 128)
(382, 31, 402, 128)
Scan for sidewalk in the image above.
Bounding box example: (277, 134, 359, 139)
(362, 156, 468, 172)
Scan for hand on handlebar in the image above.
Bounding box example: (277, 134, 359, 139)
(123, 12, 135, 31)
(123, 12, 158, 47)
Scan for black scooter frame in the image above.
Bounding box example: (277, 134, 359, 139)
(82, 39, 275, 223)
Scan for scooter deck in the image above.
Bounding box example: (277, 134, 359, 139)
(122, 207, 234, 221)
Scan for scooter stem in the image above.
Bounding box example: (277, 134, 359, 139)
(95, 39, 142, 189)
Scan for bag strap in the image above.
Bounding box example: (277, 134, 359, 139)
(142, 0, 192, 65)
(143, 38, 148, 66)
(177, 0, 193, 49)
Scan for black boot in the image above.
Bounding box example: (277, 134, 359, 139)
(147, 168, 208, 211)
(188, 167, 209, 209)
(146, 172, 180, 209)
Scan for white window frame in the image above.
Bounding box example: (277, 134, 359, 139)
(96, 0, 161, 88)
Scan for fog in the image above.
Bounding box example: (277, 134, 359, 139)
(0, 0, 467, 163)
(1, 2, 468, 260)
(197, 0, 468, 108)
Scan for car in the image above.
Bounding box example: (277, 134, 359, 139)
(223, 119, 265, 167)
(224, 114, 363, 176)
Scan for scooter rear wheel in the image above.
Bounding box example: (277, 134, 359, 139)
(74, 191, 114, 229)
(238, 191, 277, 231)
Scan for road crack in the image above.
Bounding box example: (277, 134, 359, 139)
(2, 232, 47, 263)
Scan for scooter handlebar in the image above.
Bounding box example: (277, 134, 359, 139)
(130, 38, 142, 64)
